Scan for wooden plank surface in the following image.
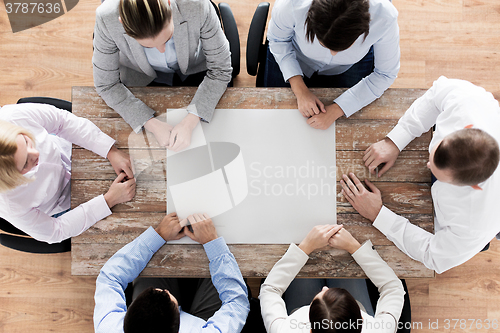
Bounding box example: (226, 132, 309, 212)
(71, 86, 434, 278)
(72, 86, 427, 120)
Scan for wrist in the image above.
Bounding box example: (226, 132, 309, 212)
(298, 242, 313, 255)
(103, 193, 115, 208)
(347, 240, 361, 254)
(106, 145, 119, 159)
(182, 113, 200, 130)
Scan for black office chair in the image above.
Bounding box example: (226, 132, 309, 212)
(366, 278, 412, 333)
(0, 97, 72, 254)
(246, 2, 270, 87)
(217, 2, 240, 79)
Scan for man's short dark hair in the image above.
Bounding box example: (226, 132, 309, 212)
(434, 128, 500, 185)
(309, 288, 362, 333)
(124, 287, 180, 333)
(305, 0, 370, 52)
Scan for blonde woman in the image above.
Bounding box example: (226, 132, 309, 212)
(93, 0, 232, 151)
(0, 103, 136, 244)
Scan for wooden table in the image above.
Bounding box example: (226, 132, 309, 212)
(71, 87, 434, 278)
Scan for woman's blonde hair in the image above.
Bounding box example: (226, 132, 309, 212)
(119, 0, 172, 39)
(0, 120, 36, 192)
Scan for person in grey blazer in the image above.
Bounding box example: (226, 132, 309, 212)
(93, 0, 232, 151)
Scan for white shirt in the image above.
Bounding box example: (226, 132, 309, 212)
(375, 76, 500, 273)
(0, 103, 115, 243)
(259, 241, 405, 333)
(267, 0, 400, 117)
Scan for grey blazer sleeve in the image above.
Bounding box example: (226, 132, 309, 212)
(187, 0, 232, 122)
(92, 11, 155, 132)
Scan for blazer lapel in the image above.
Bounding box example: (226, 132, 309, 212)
(123, 33, 156, 77)
(172, 1, 189, 73)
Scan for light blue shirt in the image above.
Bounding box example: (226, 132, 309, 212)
(267, 0, 400, 117)
(93, 227, 250, 333)
(143, 37, 182, 86)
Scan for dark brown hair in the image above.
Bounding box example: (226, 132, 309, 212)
(119, 0, 172, 39)
(309, 288, 362, 333)
(124, 287, 180, 333)
(434, 128, 500, 185)
(305, 0, 370, 52)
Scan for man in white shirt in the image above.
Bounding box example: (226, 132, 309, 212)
(340, 77, 500, 273)
(265, 0, 400, 130)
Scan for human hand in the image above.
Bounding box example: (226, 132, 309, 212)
(155, 212, 186, 242)
(340, 173, 382, 222)
(328, 227, 361, 254)
(363, 138, 400, 177)
(103, 172, 136, 208)
(184, 213, 218, 244)
(289, 76, 326, 117)
(306, 103, 344, 130)
(168, 113, 200, 152)
(107, 146, 134, 179)
(144, 117, 174, 147)
(298, 224, 343, 255)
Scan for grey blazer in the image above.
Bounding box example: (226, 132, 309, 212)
(93, 0, 232, 131)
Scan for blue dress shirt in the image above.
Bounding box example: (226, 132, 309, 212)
(267, 0, 400, 117)
(94, 227, 250, 333)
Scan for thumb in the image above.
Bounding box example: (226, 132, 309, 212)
(364, 179, 380, 194)
(378, 161, 393, 177)
(168, 129, 177, 148)
(113, 172, 127, 184)
(327, 224, 343, 238)
(184, 226, 195, 240)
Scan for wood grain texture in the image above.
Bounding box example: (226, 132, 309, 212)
(71, 242, 432, 278)
(70, 86, 433, 279)
(71, 86, 427, 120)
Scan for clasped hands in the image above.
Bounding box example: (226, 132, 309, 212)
(144, 113, 200, 152)
(298, 224, 361, 255)
(155, 212, 218, 245)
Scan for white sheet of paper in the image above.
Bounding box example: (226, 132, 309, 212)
(224, 150, 248, 206)
(169, 169, 233, 218)
(166, 109, 206, 157)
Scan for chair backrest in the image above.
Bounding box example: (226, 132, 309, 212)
(218, 2, 241, 78)
(0, 97, 73, 254)
(366, 278, 412, 333)
(246, 2, 270, 86)
(17, 97, 72, 112)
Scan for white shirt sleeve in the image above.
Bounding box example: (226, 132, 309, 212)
(386, 76, 463, 151)
(11, 195, 111, 244)
(6, 103, 115, 157)
(335, 15, 400, 117)
(352, 240, 405, 333)
(267, 0, 304, 82)
(259, 243, 309, 333)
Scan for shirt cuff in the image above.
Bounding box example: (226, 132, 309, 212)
(143, 227, 167, 252)
(351, 239, 374, 259)
(289, 243, 310, 263)
(386, 125, 415, 151)
(334, 92, 359, 118)
(95, 134, 116, 159)
(186, 105, 205, 122)
(136, 115, 156, 134)
(373, 206, 400, 236)
(92, 194, 113, 221)
(203, 237, 230, 261)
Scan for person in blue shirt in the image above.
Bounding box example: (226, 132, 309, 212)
(93, 212, 250, 333)
(265, 0, 400, 130)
